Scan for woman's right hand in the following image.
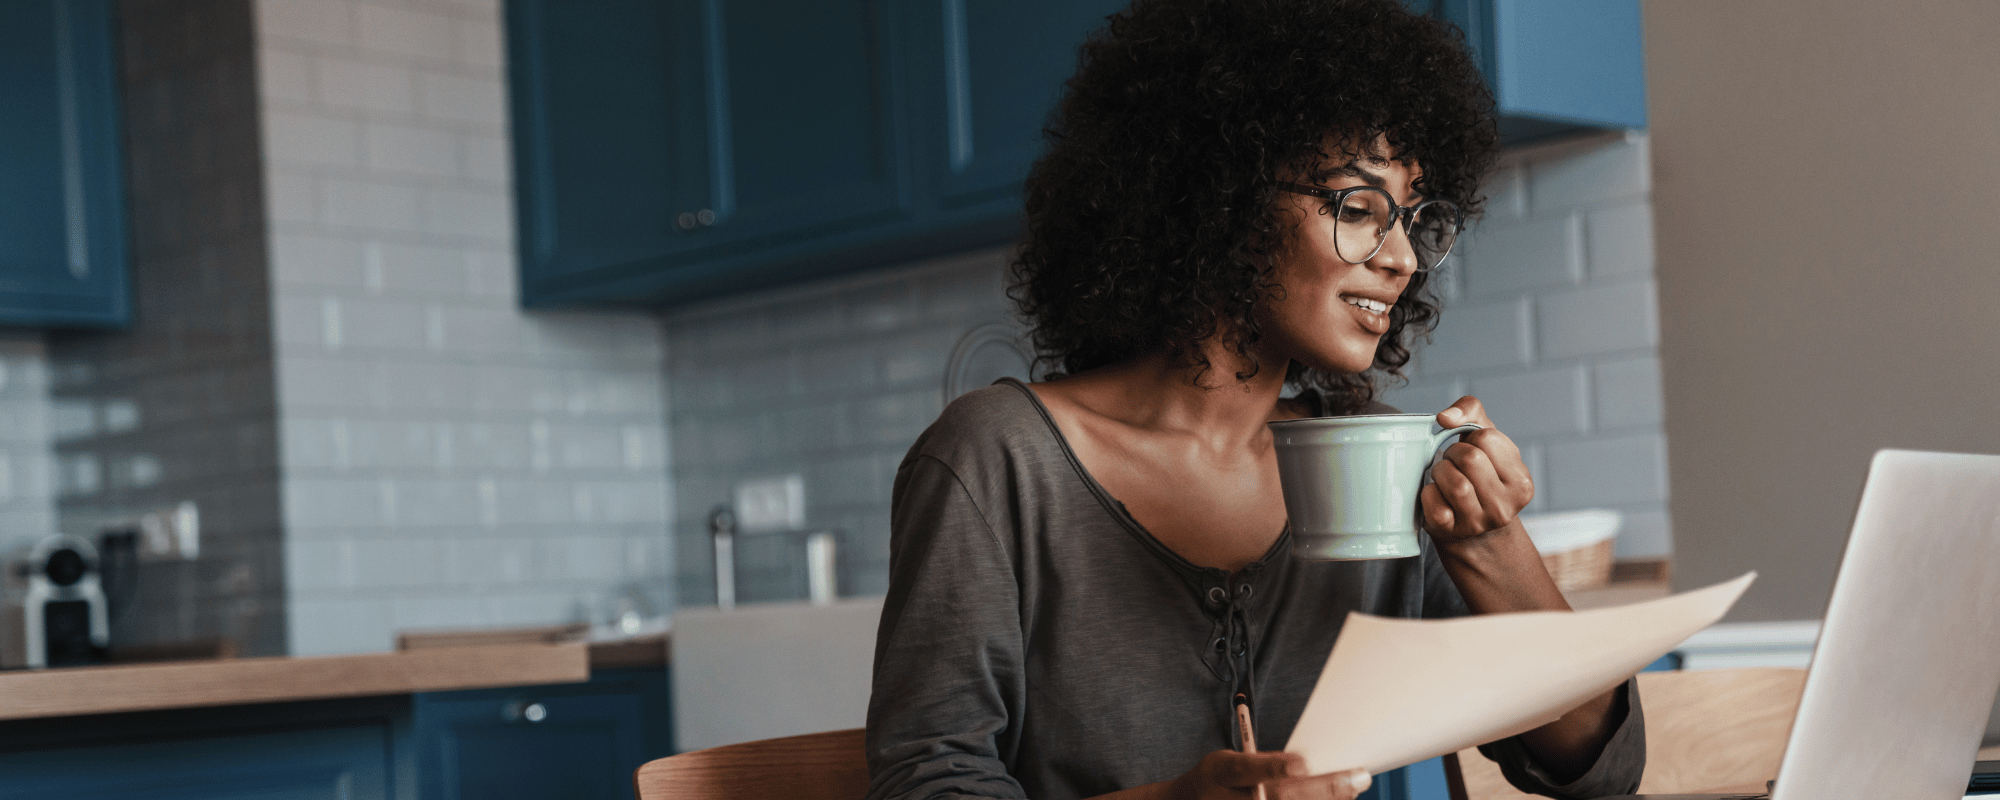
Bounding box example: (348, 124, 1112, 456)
(1168, 750, 1371, 800)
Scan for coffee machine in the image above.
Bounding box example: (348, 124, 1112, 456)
(1, 535, 110, 668)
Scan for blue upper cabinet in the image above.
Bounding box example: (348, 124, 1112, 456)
(511, 0, 1641, 307)
(0, 0, 131, 328)
(509, 0, 1120, 308)
(908, 0, 1126, 212)
(1432, 0, 1648, 145)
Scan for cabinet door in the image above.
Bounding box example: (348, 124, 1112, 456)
(413, 669, 672, 800)
(904, 0, 1126, 211)
(1430, 0, 1647, 144)
(677, 0, 910, 251)
(508, 0, 711, 297)
(0, 0, 130, 328)
(0, 724, 392, 800)
(511, 0, 911, 304)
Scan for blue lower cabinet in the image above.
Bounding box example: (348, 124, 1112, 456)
(0, 723, 390, 800)
(411, 667, 674, 800)
(0, 699, 406, 800)
(0, 667, 670, 800)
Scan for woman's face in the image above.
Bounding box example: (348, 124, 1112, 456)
(1257, 140, 1427, 377)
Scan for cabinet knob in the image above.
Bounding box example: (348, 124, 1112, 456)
(676, 210, 718, 230)
(502, 699, 549, 723)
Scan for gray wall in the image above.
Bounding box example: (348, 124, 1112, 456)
(50, 0, 287, 656)
(664, 248, 1016, 607)
(1647, 0, 2000, 620)
(252, 0, 673, 655)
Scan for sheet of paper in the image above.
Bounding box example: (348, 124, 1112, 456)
(1285, 572, 1755, 775)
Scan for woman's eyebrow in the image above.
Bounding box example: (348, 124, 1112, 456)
(1324, 163, 1388, 188)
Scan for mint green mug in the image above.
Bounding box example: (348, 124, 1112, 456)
(1269, 414, 1483, 560)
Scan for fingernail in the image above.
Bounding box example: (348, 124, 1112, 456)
(1345, 772, 1372, 793)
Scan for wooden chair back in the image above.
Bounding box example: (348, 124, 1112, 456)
(1445, 667, 1807, 800)
(634, 728, 869, 800)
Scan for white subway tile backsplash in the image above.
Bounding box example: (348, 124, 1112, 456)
(1468, 366, 1587, 437)
(313, 57, 419, 115)
(265, 169, 320, 224)
(363, 121, 460, 178)
(1545, 433, 1668, 508)
(335, 297, 431, 352)
(285, 477, 386, 528)
(265, 111, 363, 167)
(1466, 213, 1583, 298)
(288, 598, 393, 656)
(321, 178, 423, 232)
(418, 71, 504, 125)
(1536, 280, 1658, 361)
(377, 360, 477, 411)
(1614, 507, 1673, 558)
(1585, 202, 1655, 278)
(271, 233, 367, 288)
(1376, 376, 1465, 418)
(422, 187, 511, 240)
(391, 593, 492, 632)
(461, 134, 509, 184)
(257, 48, 316, 103)
(1528, 134, 1650, 213)
(1593, 356, 1665, 429)
(451, 17, 504, 69)
(356, 3, 456, 61)
(279, 355, 380, 410)
(1418, 298, 1531, 374)
(256, 0, 356, 47)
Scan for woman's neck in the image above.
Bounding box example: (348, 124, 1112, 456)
(1052, 344, 1295, 451)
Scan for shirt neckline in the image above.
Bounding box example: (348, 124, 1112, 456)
(994, 377, 1292, 579)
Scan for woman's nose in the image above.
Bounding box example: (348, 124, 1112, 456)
(1366, 221, 1420, 276)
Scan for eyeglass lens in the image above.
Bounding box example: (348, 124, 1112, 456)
(1330, 187, 1458, 270)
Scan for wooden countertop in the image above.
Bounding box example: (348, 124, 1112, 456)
(0, 642, 589, 722)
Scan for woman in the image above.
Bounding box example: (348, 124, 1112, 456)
(866, 2, 1645, 800)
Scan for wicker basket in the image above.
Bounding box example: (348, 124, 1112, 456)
(1521, 509, 1622, 591)
(1540, 537, 1615, 591)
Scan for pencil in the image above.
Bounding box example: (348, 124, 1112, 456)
(1235, 695, 1268, 800)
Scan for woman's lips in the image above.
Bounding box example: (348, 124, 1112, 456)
(1343, 296, 1392, 335)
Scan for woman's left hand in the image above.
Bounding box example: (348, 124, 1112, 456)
(1419, 396, 1534, 545)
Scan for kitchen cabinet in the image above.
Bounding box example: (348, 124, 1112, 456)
(0, 0, 131, 328)
(0, 698, 405, 800)
(1428, 0, 1648, 144)
(0, 644, 670, 800)
(412, 666, 674, 800)
(508, 0, 1643, 308)
(507, 0, 1125, 308)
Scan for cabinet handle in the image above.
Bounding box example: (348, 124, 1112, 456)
(502, 699, 549, 723)
(676, 210, 718, 230)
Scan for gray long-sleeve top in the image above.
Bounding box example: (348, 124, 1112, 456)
(865, 380, 1644, 800)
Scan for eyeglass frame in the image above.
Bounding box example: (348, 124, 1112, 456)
(1276, 181, 1463, 272)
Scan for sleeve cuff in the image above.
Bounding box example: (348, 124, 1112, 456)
(1476, 678, 1647, 799)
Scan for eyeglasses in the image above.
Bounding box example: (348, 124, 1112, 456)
(1278, 182, 1462, 272)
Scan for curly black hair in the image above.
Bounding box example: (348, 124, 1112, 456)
(1010, 0, 1499, 412)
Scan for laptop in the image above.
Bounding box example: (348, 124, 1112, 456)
(1607, 449, 2000, 800)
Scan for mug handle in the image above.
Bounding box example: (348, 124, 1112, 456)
(1424, 424, 1485, 485)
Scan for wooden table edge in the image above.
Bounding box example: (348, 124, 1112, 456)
(0, 641, 590, 721)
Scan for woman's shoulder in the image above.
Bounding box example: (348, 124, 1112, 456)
(905, 379, 1063, 468)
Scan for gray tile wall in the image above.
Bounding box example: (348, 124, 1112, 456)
(252, 0, 674, 655)
(664, 248, 1016, 607)
(0, 333, 58, 558)
(1381, 132, 1671, 557)
(48, 0, 288, 655)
